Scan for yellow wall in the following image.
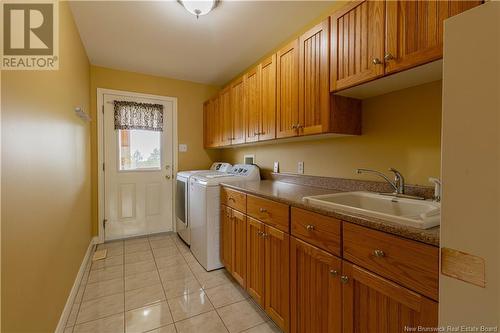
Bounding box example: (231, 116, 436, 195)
(221, 81, 442, 186)
(1, 2, 91, 332)
(89, 66, 219, 235)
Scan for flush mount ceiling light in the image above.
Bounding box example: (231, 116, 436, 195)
(178, 0, 220, 19)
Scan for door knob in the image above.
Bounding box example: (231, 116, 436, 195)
(165, 175, 171, 180)
(330, 269, 338, 277)
(165, 165, 170, 170)
(384, 53, 395, 61)
(372, 57, 383, 65)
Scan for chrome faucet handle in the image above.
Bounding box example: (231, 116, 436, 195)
(388, 168, 405, 194)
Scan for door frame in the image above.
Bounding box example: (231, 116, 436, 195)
(96, 88, 178, 244)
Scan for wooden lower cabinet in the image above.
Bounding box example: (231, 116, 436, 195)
(342, 261, 438, 333)
(290, 237, 342, 333)
(231, 209, 246, 287)
(246, 217, 265, 306)
(264, 226, 290, 332)
(220, 204, 232, 272)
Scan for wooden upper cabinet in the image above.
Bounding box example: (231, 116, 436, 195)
(246, 217, 265, 306)
(245, 67, 261, 143)
(342, 262, 438, 333)
(203, 98, 220, 148)
(298, 18, 331, 136)
(219, 86, 232, 146)
(231, 77, 246, 145)
(259, 55, 277, 141)
(290, 237, 342, 333)
(385, 0, 482, 74)
(231, 209, 247, 287)
(276, 39, 299, 139)
(330, 0, 385, 91)
(220, 205, 233, 272)
(264, 225, 290, 332)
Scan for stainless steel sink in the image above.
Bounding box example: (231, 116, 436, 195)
(303, 191, 440, 229)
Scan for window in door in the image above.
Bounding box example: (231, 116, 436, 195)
(118, 129, 161, 171)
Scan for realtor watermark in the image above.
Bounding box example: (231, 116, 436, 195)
(1, 0, 59, 70)
(405, 326, 498, 332)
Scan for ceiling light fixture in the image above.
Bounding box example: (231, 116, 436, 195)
(178, 0, 220, 19)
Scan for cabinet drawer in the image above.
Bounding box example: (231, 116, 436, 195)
(343, 223, 439, 300)
(247, 195, 289, 232)
(291, 208, 341, 256)
(221, 187, 246, 213)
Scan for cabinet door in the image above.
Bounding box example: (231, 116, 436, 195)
(260, 55, 277, 141)
(290, 237, 341, 333)
(264, 225, 290, 332)
(246, 217, 265, 306)
(220, 86, 232, 146)
(212, 96, 221, 147)
(276, 39, 299, 139)
(231, 209, 246, 287)
(298, 18, 330, 136)
(385, 0, 481, 74)
(203, 100, 212, 148)
(245, 67, 260, 143)
(220, 205, 233, 272)
(342, 262, 438, 333)
(330, 0, 385, 91)
(231, 77, 246, 145)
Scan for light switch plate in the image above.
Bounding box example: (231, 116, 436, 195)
(298, 161, 304, 174)
(273, 162, 279, 173)
(178, 144, 187, 152)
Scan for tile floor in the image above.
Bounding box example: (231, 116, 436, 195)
(64, 233, 282, 333)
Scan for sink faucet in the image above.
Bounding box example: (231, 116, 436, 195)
(356, 168, 405, 194)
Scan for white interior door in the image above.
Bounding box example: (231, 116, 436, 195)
(103, 93, 174, 241)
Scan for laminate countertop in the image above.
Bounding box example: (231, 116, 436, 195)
(220, 180, 440, 246)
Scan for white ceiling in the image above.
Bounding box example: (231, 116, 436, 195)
(69, 1, 335, 86)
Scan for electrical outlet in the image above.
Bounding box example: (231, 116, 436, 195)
(273, 162, 279, 173)
(298, 161, 304, 174)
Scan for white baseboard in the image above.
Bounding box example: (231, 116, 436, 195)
(55, 236, 97, 333)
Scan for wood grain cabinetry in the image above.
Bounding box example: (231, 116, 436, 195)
(276, 39, 300, 139)
(264, 225, 290, 332)
(330, 0, 385, 91)
(231, 77, 246, 145)
(385, 0, 482, 74)
(220, 204, 233, 271)
(203, 98, 220, 148)
(219, 86, 232, 146)
(342, 261, 438, 333)
(246, 217, 265, 306)
(290, 237, 342, 333)
(221, 188, 439, 333)
(331, 0, 482, 91)
(343, 222, 439, 300)
(298, 18, 331, 136)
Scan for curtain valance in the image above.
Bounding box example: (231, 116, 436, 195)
(114, 101, 164, 132)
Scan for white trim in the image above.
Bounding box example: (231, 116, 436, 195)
(55, 236, 97, 333)
(96, 88, 178, 243)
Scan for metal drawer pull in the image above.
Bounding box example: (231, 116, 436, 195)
(372, 57, 383, 65)
(257, 231, 263, 236)
(384, 53, 395, 61)
(340, 275, 349, 284)
(373, 249, 386, 257)
(228, 197, 236, 202)
(261, 233, 269, 238)
(259, 208, 267, 213)
(305, 224, 315, 231)
(330, 269, 338, 277)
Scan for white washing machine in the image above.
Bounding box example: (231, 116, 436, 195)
(175, 162, 232, 245)
(189, 164, 261, 271)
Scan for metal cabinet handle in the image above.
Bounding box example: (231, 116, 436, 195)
(259, 208, 267, 213)
(372, 57, 383, 65)
(340, 275, 349, 284)
(384, 53, 395, 61)
(373, 249, 386, 257)
(305, 224, 315, 231)
(228, 197, 236, 202)
(330, 269, 338, 277)
(261, 233, 269, 238)
(257, 231, 263, 236)
(291, 124, 297, 129)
